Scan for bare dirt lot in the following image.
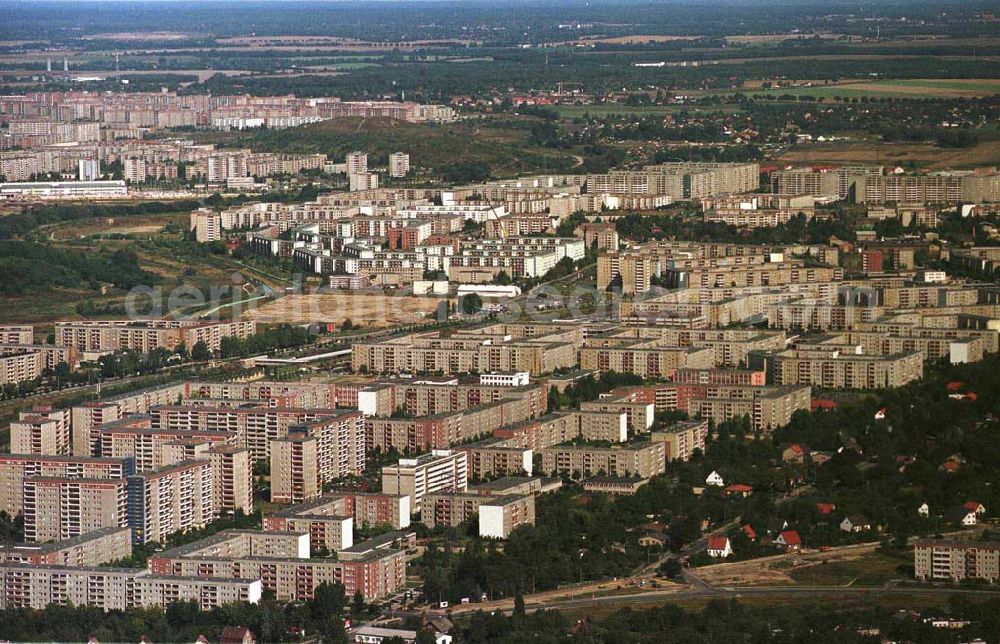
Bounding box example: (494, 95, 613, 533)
(243, 292, 446, 326)
(693, 543, 906, 588)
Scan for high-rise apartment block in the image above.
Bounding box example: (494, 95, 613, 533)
(270, 433, 320, 504)
(346, 151, 368, 175)
(0, 325, 34, 345)
(127, 460, 216, 544)
(10, 407, 71, 455)
(0, 454, 133, 517)
(23, 477, 129, 543)
(382, 450, 469, 514)
(388, 152, 410, 178)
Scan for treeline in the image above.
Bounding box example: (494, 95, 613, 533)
(0, 200, 200, 240)
(614, 212, 858, 247)
(458, 597, 1000, 643)
(0, 241, 159, 296)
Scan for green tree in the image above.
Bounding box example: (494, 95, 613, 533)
(415, 629, 437, 644)
(190, 341, 212, 361)
(513, 589, 526, 616)
(461, 293, 483, 314)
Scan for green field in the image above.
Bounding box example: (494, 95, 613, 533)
(754, 78, 1000, 99)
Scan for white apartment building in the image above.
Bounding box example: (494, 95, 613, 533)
(346, 151, 368, 174)
(389, 152, 410, 178)
(382, 450, 469, 514)
(349, 172, 379, 192)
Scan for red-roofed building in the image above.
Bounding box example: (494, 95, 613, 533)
(964, 501, 986, 515)
(724, 484, 753, 498)
(811, 399, 837, 411)
(781, 443, 810, 463)
(946, 381, 964, 392)
(816, 502, 837, 516)
(220, 627, 256, 644)
(776, 530, 802, 551)
(741, 525, 757, 541)
(706, 535, 733, 558)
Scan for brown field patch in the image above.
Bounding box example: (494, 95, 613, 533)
(725, 33, 845, 44)
(81, 32, 198, 41)
(243, 292, 445, 326)
(775, 140, 1000, 170)
(570, 34, 701, 45)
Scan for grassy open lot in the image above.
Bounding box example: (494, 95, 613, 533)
(46, 212, 189, 240)
(784, 550, 910, 586)
(551, 591, 966, 624)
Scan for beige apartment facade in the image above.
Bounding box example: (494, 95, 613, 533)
(382, 449, 469, 514)
(539, 441, 666, 479)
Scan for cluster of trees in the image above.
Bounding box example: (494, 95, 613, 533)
(614, 210, 858, 247)
(419, 490, 651, 604)
(547, 371, 644, 411)
(0, 242, 159, 296)
(96, 347, 179, 380)
(215, 324, 313, 359)
(0, 511, 23, 544)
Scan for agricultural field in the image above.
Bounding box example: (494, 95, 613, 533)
(777, 139, 1000, 170)
(757, 78, 1000, 99)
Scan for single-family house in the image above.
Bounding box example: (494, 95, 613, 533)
(944, 506, 978, 527)
(781, 443, 810, 463)
(775, 530, 802, 551)
(724, 484, 753, 498)
(706, 535, 733, 558)
(839, 515, 872, 533)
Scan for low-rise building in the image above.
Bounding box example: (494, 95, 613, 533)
(914, 540, 1000, 583)
(0, 527, 131, 566)
(539, 441, 666, 479)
